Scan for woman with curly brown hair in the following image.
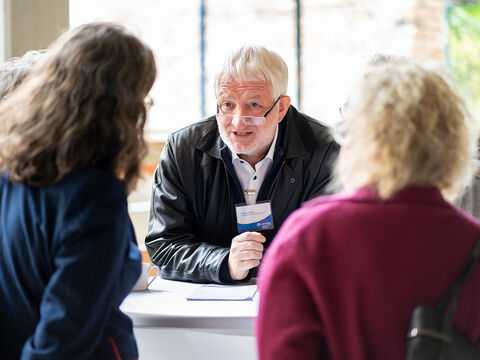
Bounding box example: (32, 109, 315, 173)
(0, 22, 156, 359)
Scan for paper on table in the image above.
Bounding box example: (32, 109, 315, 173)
(186, 284, 257, 301)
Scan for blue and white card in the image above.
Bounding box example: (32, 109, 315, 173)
(235, 201, 274, 232)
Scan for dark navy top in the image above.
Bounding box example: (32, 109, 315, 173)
(0, 167, 141, 359)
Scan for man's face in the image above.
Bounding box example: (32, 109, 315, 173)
(216, 78, 286, 161)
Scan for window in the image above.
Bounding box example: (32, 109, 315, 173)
(447, 2, 480, 115)
(70, 0, 457, 133)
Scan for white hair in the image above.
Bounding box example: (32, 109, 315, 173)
(0, 50, 45, 100)
(214, 45, 288, 99)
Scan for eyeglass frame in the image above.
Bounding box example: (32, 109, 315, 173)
(216, 96, 281, 125)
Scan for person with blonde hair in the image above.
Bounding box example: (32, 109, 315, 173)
(145, 45, 339, 284)
(257, 59, 480, 359)
(0, 22, 156, 359)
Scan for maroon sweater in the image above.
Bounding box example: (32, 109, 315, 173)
(257, 186, 480, 360)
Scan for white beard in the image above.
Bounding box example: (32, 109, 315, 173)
(218, 122, 278, 157)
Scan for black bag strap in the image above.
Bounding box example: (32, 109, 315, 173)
(438, 234, 480, 331)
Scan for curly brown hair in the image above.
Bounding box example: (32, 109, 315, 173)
(0, 22, 156, 193)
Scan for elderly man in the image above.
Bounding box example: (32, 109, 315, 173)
(146, 45, 339, 283)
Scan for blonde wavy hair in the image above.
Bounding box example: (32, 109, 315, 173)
(0, 22, 156, 193)
(337, 60, 476, 201)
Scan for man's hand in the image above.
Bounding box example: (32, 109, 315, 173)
(228, 232, 266, 281)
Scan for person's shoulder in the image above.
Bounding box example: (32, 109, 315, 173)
(162, 116, 221, 162)
(55, 167, 126, 202)
(168, 116, 218, 145)
(300, 112, 330, 130)
(299, 191, 354, 219)
(302, 113, 338, 146)
(275, 192, 351, 244)
(263, 193, 350, 272)
(301, 192, 346, 209)
(286, 106, 339, 152)
(0, 172, 8, 184)
(291, 107, 332, 134)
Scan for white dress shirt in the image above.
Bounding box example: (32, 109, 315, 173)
(231, 126, 279, 205)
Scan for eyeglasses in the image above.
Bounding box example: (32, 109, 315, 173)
(216, 97, 281, 126)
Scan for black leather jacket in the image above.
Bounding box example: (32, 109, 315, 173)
(145, 106, 339, 283)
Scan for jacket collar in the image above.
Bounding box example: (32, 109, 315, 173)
(196, 105, 315, 160)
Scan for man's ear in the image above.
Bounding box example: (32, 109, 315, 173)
(277, 96, 291, 123)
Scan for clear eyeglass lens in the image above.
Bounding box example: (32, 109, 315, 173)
(216, 114, 266, 126)
(220, 106, 264, 116)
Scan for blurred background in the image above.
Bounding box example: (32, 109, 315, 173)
(2, 0, 479, 250)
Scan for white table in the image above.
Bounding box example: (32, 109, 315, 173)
(120, 277, 259, 360)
